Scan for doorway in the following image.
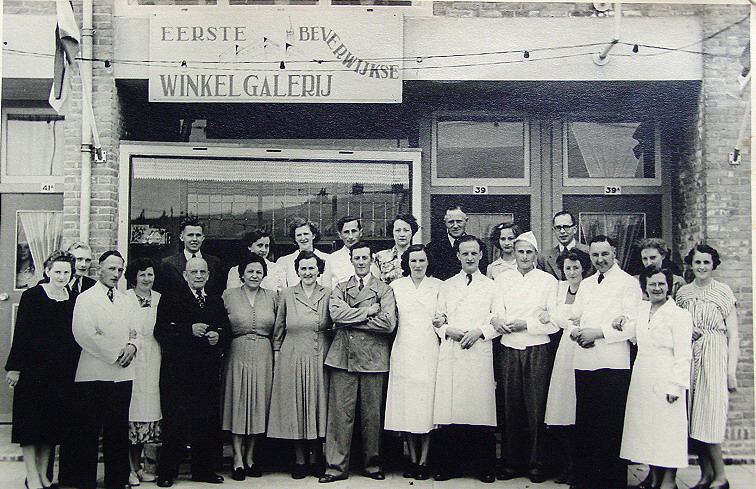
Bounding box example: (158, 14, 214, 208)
(0, 193, 64, 421)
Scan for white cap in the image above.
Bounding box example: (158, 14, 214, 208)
(514, 231, 538, 252)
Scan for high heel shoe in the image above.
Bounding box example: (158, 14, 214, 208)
(708, 481, 729, 489)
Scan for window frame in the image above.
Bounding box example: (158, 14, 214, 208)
(114, 0, 432, 15)
(119, 142, 422, 264)
(1, 108, 66, 187)
(562, 115, 662, 187)
(431, 111, 531, 187)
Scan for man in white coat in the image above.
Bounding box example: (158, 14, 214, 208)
(568, 235, 642, 489)
(482, 231, 559, 483)
(431, 235, 499, 483)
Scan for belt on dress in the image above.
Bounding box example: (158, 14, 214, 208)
(232, 332, 271, 340)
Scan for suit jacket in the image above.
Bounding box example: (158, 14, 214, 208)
(68, 275, 96, 299)
(537, 242, 591, 281)
(155, 251, 224, 298)
(426, 235, 489, 281)
(326, 276, 397, 373)
(154, 283, 229, 415)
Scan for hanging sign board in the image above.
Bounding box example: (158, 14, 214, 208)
(148, 10, 403, 103)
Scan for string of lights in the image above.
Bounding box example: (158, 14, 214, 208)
(1, 13, 748, 72)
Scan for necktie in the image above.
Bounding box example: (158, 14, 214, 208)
(196, 290, 205, 308)
(106, 287, 114, 302)
(598, 273, 605, 284)
(191, 253, 197, 259)
(466, 273, 473, 285)
(359, 278, 364, 291)
(71, 278, 80, 295)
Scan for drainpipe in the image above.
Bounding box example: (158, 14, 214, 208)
(79, 0, 93, 243)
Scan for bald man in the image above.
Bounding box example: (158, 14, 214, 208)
(154, 257, 228, 487)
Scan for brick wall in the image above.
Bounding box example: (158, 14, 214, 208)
(60, 0, 122, 257)
(432, 1, 701, 18)
(698, 4, 754, 461)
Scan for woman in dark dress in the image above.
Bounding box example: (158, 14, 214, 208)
(5, 251, 78, 489)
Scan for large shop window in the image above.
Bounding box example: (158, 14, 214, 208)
(563, 118, 660, 186)
(432, 115, 529, 186)
(1, 112, 65, 183)
(130, 156, 411, 246)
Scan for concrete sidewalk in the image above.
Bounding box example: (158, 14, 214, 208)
(1, 425, 753, 489)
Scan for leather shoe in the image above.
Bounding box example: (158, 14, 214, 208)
(709, 482, 729, 489)
(156, 477, 173, 488)
(479, 473, 496, 483)
(244, 464, 262, 478)
(433, 471, 454, 481)
(362, 470, 385, 480)
(415, 465, 431, 481)
(691, 482, 712, 489)
(496, 467, 521, 480)
(291, 464, 307, 480)
(191, 473, 224, 484)
(403, 462, 417, 478)
(231, 467, 245, 481)
(529, 469, 548, 483)
(318, 474, 348, 483)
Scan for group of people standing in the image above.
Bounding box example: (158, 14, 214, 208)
(5, 207, 740, 489)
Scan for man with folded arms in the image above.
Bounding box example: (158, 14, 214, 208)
(482, 231, 558, 483)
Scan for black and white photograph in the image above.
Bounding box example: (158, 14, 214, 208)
(0, 0, 753, 488)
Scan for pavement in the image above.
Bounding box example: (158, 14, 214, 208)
(1, 425, 753, 489)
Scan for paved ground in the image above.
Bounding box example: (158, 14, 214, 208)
(1, 426, 753, 489)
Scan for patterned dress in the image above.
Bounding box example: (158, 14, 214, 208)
(676, 280, 736, 444)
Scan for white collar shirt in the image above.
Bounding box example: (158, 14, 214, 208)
(329, 246, 357, 288)
(569, 263, 643, 370)
(184, 249, 202, 262)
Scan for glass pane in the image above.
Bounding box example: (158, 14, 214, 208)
(16, 211, 64, 290)
(567, 122, 656, 179)
(436, 119, 525, 179)
(5, 115, 65, 176)
(578, 212, 646, 270)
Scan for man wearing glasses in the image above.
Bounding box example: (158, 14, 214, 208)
(537, 211, 591, 281)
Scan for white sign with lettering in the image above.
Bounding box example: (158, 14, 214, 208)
(149, 11, 403, 103)
(40, 183, 57, 193)
(604, 185, 622, 195)
(472, 185, 489, 194)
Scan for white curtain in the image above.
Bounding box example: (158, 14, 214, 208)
(19, 212, 64, 285)
(5, 118, 64, 176)
(570, 122, 642, 178)
(579, 213, 645, 270)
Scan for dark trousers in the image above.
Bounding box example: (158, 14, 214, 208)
(434, 425, 496, 477)
(67, 381, 132, 489)
(496, 343, 552, 473)
(574, 369, 631, 489)
(157, 406, 221, 479)
(324, 368, 386, 476)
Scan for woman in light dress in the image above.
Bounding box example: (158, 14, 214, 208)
(124, 258, 162, 486)
(221, 253, 279, 481)
(384, 244, 442, 481)
(543, 248, 591, 486)
(276, 218, 331, 287)
(373, 214, 419, 284)
(619, 266, 692, 489)
(268, 251, 332, 479)
(676, 245, 739, 489)
(486, 222, 520, 280)
(226, 228, 284, 292)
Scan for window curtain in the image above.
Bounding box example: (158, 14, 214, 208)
(19, 212, 64, 285)
(570, 122, 642, 178)
(579, 213, 645, 269)
(5, 118, 64, 176)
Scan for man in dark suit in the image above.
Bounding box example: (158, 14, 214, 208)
(537, 211, 591, 280)
(154, 257, 228, 487)
(66, 241, 97, 296)
(426, 204, 488, 280)
(155, 216, 223, 298)
(319, 241, 397, 483)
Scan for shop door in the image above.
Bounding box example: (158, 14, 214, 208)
(0, 194, 64, 422)
(430, 194, 531, 264)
